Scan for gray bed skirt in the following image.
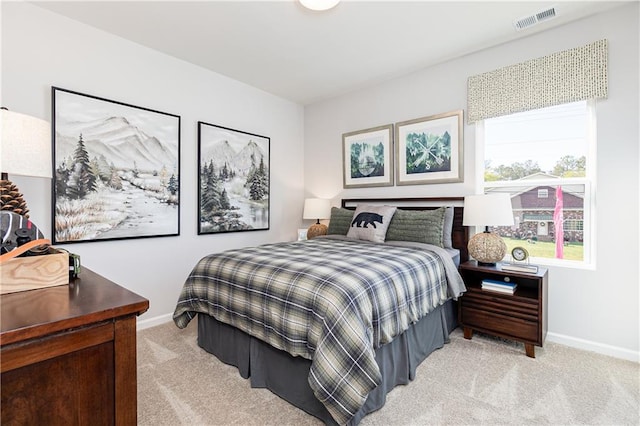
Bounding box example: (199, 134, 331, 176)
(197, 299, 458, 425)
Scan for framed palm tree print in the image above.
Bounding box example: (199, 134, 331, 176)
(395, 110, 463, 185)
(342, 124, 394, 188)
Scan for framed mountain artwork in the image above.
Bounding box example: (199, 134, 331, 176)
(52, 87, 180, 243)
(197, 121, 270, 234)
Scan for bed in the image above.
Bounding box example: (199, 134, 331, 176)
(173, 197, 469, 425)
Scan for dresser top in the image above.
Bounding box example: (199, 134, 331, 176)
(1, 268, 149, 346)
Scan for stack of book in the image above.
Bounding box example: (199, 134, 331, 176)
(481, 279, 517, 294)
(501, 262, 538, 273)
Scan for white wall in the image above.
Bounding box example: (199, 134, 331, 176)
(1, 2, 305, 325)
(304, 4, 639, 361)
(2, 2, 638, 361)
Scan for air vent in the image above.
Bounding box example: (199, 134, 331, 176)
(514, 6, 557, 31)
(536, 7, 556, 21)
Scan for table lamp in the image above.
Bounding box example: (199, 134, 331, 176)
(463, 193, 514, 266)
(303, 198, 331, 239)
(0, 108, 52, 218)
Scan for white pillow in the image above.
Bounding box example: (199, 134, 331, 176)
(346, 205, 397, 243)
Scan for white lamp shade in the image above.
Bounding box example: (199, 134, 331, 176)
(299, 0, 340, 11)
(0, 109, 52, 179)
(303, 198, 331, 220)
(463, 194, 514, 227)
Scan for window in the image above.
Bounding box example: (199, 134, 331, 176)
(564, 219, 584, 232)
(479, 100, 595, 267)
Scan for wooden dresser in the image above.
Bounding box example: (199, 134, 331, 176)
(1, 268, 149, 425)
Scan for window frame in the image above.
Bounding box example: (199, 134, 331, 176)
(475, 100, 597, 269)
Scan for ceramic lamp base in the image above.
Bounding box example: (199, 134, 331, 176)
(307, 223, 328, 239)
(467, 231, 506, 266)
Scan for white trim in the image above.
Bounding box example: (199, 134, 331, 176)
(135, 312, 639, 363)
(480, 100, 596, 268)
(474, 120, 485, 193)
(529, 256, 596, 271)
(547, 331, 639, 363)
(584, 98, 597, 268)
(137, 312, 173, 330)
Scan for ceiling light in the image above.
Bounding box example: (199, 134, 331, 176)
(299, 0, 340, 11)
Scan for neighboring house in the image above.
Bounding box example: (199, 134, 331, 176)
(491, 173, 584, 243)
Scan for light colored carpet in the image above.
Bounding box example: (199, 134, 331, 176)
(137, 319, 639, 425)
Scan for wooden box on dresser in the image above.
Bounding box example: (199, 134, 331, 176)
(458, 260, 548, 358)
(0, 268, 149, 425)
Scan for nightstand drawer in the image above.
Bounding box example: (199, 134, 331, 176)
(461, 306, 538, 343)
(461, 291, 538, 321)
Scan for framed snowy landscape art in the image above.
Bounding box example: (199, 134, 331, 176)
(52, 87, 180, 244)
(197, 121, 270, 234)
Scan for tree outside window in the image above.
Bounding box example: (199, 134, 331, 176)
(482, 101, 594, 265)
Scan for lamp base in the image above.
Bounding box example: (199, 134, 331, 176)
(467, 231, 506, 265)
(0, 175, 30, 218)
(477, 261, 499, 267)
(307, 223, 328, 239)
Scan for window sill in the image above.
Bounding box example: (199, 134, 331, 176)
(529, 257, 595, 271)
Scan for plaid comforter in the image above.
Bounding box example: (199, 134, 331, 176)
(173, 236, 465, 425)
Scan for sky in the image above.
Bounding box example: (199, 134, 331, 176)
(484, 101, 588, 172)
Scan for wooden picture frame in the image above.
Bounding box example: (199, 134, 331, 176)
(395, 110, 463, 185)
(52, 87, 180, 244)
(198, 121, 270, 234)
(342, 124, 394, 188)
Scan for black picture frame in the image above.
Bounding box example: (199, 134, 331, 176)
(51, 87, 181, 244)
(197, 121, 270, 234)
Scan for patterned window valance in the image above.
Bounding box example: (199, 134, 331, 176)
(467, 39, 608, 123)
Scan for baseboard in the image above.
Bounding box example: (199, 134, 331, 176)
(137, 313, 173, 330)
(135, 314, 639, 363)
(547, 332, 639, 363)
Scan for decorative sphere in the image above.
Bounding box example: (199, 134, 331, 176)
(307, 223, 328, 239)
(467, 232, 507, 264)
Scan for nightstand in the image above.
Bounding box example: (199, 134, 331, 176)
(458, 260, 548, 358)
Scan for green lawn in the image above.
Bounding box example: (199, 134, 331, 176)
(502, 237, 583, 261)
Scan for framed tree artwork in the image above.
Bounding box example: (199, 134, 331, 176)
(342, 124, 394, 188)
(198, 121, 270, 234)
(52, 87, 180, 244)
(395, 110, 464, 185)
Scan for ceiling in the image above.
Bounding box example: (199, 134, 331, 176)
(32, 1, 627, 105)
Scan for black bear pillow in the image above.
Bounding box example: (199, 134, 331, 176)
(346, 204, 397, 243)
